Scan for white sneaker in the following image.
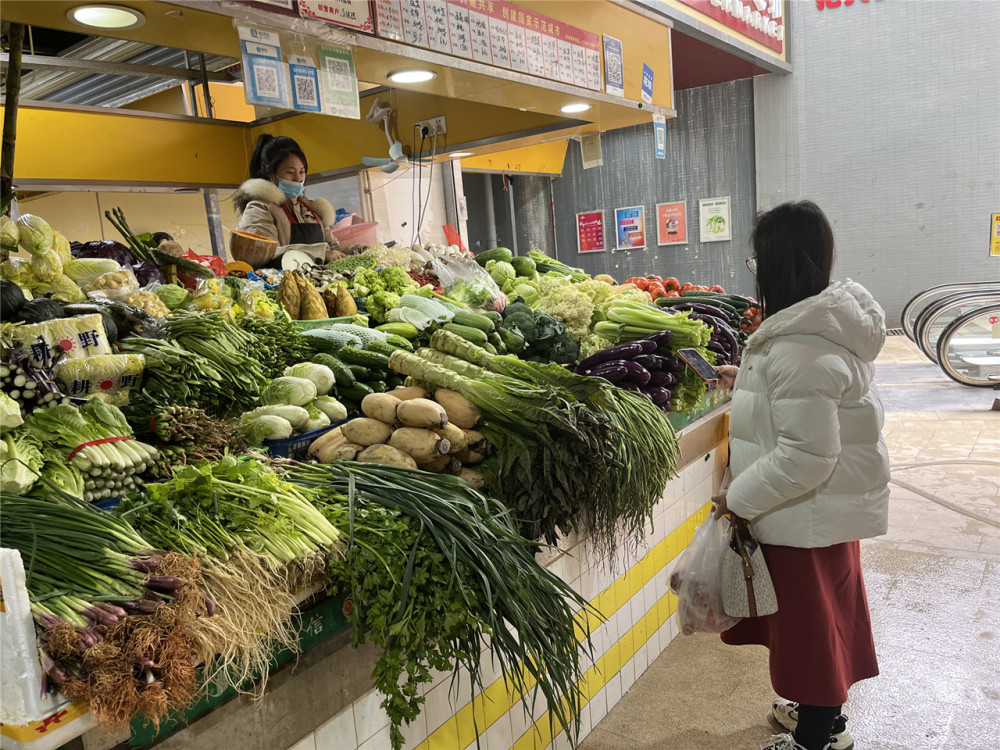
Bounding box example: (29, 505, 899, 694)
(772, 700, 855, 750)
(761, 733, 830, 750)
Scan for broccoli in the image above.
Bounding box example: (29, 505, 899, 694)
(534, 312, 565, 343)
(503, 299, 533, 319)
(503, 312, 537, 342)
(549, 337, 580, 365)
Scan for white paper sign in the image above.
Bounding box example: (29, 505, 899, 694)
(425, 0, 452, 53)
(557, 40, 574, 84)
(469, 10, 492, 63)
(524, 27, 545, 76)
(571, 45, 588, 87)
(375, 0, 404, 41)
(448, 3, 473, 59)
(507, 23, 528, 72)
(585, 48, 602, 91)
(489, 16, 511, 67)
(699, 197, 732, 242)
(402, 0, 429, 47)
(542, 34, 559, 80)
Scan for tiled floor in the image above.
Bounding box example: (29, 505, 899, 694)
(581, 335, 1000, 750)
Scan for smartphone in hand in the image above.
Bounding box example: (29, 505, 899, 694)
(676, 348, 721, 382)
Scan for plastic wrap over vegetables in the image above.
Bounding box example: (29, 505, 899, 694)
(54, 353, 145, 403)
(16, 215, 54, 255)
(71, 239, 137, 267)
(430, 256, 507, 312)
(14, 313, 113, 367)
(63, 258, 122, 286)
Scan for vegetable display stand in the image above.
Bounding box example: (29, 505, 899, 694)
(263, 421, 344, 459)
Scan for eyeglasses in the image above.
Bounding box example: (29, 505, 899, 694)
(746, 257, 758, 274)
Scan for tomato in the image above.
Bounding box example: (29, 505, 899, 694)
(662, 277, 680, 291)
(680, 282, 695, 293)
(647, 283, 666, 299)
(708, 285, 726, 294)
(646, 274, 662, 282)
(664, 290, 681, 298)
(625, 277, 649, 291)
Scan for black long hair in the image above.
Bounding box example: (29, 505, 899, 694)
(750, 200, 835, 319)
(250, 134, 308, 180)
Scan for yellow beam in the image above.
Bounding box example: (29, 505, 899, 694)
(458, 141, 568, 175)
(3, 105, 252, 186)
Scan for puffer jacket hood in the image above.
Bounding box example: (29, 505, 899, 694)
(745, 279, 886, 364)
(233, 178, 286, 215)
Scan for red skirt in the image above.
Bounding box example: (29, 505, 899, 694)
(720, 541, 879, 706)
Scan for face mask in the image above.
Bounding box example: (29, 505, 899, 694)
(277, 178, 305, 200)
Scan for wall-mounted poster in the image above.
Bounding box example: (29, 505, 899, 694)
(698, 196, 731, 242)
(656, 202, 686, 245)
(576, 211, 606, 253)
(615, 205, 646, 250)
(991, 213, 1000, 257)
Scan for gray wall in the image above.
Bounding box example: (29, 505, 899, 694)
(550, 79, 758, 297)
(755, 0, 1000, 325)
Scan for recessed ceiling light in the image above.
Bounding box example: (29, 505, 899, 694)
(449, 152, 473, 159)
(560, 103, 591, 114)
(388, 69, 436, 84)
(67, 4, 146, 30)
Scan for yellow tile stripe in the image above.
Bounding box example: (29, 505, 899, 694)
(414, 501, 713, 750)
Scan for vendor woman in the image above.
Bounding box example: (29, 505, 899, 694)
(233, 134, 347, 265)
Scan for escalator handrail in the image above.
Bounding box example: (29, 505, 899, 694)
(901, 281, 1000, 341)
(935, 302, 1000, 388)
(916, 291, 1000, 364)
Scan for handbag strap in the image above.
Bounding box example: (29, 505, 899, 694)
(730, 517, 760, 617)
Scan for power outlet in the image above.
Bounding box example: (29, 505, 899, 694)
(416, 116, 447, 136)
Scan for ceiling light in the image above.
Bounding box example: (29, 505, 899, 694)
(388, 69, 436, 84)
(67, 4, 146, 29)
(560, 103, 591, 114)
(449, 152, 473, 159)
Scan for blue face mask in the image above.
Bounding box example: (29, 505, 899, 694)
(277, 178, 305, 200)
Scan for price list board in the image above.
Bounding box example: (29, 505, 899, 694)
(371, 0, 603, 90)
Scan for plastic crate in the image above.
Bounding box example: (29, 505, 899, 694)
(262, 421, 344, 460)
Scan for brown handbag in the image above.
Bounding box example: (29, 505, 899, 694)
(721, 516, 778, 618)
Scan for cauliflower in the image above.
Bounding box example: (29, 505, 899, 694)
(581, 333, 614, 361)
(574, 278, 614, 308)
(364, 243, 413, 269)
(604, 284, 653, 309)
(536, 279, 594, 342)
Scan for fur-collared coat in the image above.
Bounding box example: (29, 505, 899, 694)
(233, 178, 340, 253)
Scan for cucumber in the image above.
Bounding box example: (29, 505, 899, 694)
(483, 342, 498, 355)
(348, 364, 371, 380)
(481, 311, 503, 328)
(442, 323, 489, 346)
(365, 340, 399, 358)
(311, 353, 356, 387)
(367, 380, 388, 393)
(384, 334, 415, 352)
(338, 346, 391, 372)
(386, 374, 406, 390)
(451, 310, 495, 332)
(338, 382, 375, 402)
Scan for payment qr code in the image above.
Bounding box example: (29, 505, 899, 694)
(294, 73, 318, 108)
(324, 57, 351, 91)
(254, 64, 280, 99)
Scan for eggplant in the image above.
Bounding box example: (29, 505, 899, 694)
(634, 354, 668, 372)
(645, 330, 673, 348)
(622, 361, 651, 386)
(585, 361, 631, 384)
(648, 370, 678, 388)
(672, 302, 732, 321)
(642, 386, 673, 406)
(577, 341, 651, 371)
(660, 355, 685, 374)
(713, 321, 742, 361)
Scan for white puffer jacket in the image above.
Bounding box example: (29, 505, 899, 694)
(727, 279, 891, 548)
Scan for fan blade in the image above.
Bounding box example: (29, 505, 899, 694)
(388, 140, 405, 161)
(362, 156, 392, 167)
(380, 162, 400, 174)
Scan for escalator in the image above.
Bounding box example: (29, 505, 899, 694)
(902, 283, 1000, 391)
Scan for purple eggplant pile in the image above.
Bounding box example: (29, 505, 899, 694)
(574, 330, 683, 412)
(656, 299, 744, 365)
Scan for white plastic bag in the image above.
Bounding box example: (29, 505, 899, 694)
(669, 517, 742, 635)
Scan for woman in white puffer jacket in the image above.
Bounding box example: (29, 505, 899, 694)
(712, 201, 890, 750)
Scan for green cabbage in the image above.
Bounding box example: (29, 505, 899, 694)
(0, 215, 19, 248)
(242, 404, 310, 431)
(283, 362, 336, 396)
(0, 429, 44, 495)
(312, 395, 347, 423)
(488, 259, 516, 287)
(261, 376, 317, 407)
(29, 250, 63, 282)
(33, 273, 86, 303)
(1, 392, 23, 434)
(32, 448, 85, 499)
(16, 214, 54, 255)
(240, 414, 294, 445)
(1, 257, 38, 287)
(52, 231, 72, 264)
(154, 283, 192, 311)
(64, 258, 122, 286)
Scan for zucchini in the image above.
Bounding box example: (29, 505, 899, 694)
(442, 323, 489, 346)
(451, 310, 495, 332)
(483, 342, 498, 355)
(498, 327, 525, 353)
(376, 322, 420, 340)
(338, 346, 391, 372)
(474, 247, 513, 266)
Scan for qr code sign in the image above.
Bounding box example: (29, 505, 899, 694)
(325, 57, 351, 91)
(294, 73, 318, 108)
(254, 64, 280, 99)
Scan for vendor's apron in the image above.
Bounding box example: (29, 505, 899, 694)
(258, 201, 325, 270)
